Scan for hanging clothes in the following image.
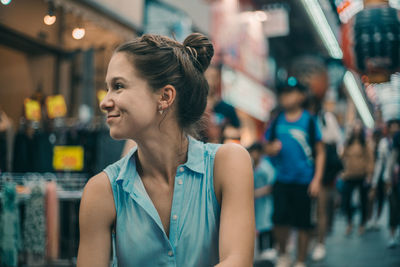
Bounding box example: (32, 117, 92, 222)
(12, 131, 34, 172)
(94, 130, 125, 173)
(23, 182, 46, 258)
(0, 182, 21, 267)
(32, 131, 54, 172)
(0, 132, 7, 172)
(45, 181, 59, 260)
(12, 130, 54, 173)
(66, 128, 98, 176)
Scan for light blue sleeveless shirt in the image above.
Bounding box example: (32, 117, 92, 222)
(104, 137, 222, 267)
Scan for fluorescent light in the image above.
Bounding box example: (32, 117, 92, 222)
(344, 71, 374, 128)
(300, 0, 343, 59)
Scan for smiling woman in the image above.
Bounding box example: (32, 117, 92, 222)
(77, 33, 255, 267)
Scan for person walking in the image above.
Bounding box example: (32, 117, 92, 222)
(312, 111, 343, 261)
(264, 81, 325, 267)
(341, 122, 374, 236)
(374, 120, 400, 248)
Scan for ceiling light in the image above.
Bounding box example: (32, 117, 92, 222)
(1, 0, 11, 5)
(300, 0, 343, 59)
(44, 1, 56, 26)
(344, 71, 374, 128)
(72, 27, 85, 40)
(44, 15, 56, 25)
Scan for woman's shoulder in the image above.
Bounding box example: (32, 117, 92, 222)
(213, 143, 252, 179)
(213, 143, 253, 203)
(81, 172, 116, 225)
(214, 143, 249, 159)
(84, 172, 112, 196)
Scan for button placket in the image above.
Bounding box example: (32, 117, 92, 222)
(168, 166, 184, 247)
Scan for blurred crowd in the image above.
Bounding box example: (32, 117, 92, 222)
(197, 61, 400, 267)
(237, 81, 400, 267)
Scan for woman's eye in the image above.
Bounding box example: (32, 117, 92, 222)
(114, 83, 124, 90)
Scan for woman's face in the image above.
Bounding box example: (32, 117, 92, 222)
(101, 52, 160, 140)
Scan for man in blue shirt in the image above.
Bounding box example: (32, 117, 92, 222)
(264, 81, 325, 267)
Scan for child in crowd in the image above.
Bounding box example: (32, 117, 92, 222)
(248, 142, 276, 261)
(264, 80, 325, 267)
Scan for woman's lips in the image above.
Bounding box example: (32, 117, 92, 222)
(106, 114, 120, 123)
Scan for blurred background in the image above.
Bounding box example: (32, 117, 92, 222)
(0, 0, 399, 266)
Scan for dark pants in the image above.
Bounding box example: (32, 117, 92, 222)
(258, 230, 274, 251)
(388, 183, 400, 228)
(342, 179, 368, 226)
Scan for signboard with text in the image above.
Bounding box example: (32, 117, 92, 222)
(221, 66, 276, 122)
(24, 98, 41, 121)
(53, 146, 84, 171)
(46, 95, 67, 119)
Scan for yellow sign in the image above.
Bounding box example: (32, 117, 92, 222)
(24, 98, 41, 121)
(97, 90, 107, 113)
(46, 95, 67, 119)
(97, 90, 107, 104)
(53, 146, 84, 171)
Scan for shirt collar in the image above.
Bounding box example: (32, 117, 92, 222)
(184, 136, 205, 175)
(115, 136, 205, 183)
(115, 146, 137, 183)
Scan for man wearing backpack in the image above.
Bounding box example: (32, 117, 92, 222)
(264, 81, 325, 267)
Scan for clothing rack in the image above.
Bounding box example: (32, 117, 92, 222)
(0, 172, 88, 199)
(0, 172, 88, 267)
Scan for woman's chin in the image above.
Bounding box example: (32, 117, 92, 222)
(109, 129, 127, 140)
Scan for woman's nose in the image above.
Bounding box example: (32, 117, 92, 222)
(100, 91, 114, 112)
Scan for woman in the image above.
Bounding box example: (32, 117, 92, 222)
(77, 33, 255, 266)
(341, 122, 374, 235)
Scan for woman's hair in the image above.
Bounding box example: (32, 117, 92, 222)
(346, 126, 366, 147)
(115, 33, 214, 133)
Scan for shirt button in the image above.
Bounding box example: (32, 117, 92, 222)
(178, 179, 183, 185)
(168, 250, 173, 257)
(179, 167, 185, 172)
(172, 214, 178, 220)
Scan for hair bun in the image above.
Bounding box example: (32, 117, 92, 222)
(183, 33, 214, 73)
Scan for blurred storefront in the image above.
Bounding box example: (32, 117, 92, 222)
(0, 0, 143, 265)
(0, 0, 144, 173)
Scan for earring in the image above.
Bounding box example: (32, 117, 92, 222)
(158, 106, 163, 115)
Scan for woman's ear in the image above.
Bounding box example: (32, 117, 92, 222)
(158, 85, 176, 110)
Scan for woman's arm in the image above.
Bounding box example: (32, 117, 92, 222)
(309, 141, 325, 197)
(77, 173, 116, 267)
(213, 144, 255, 267)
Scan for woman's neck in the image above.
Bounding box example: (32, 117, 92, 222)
(135, 126, 189, 184)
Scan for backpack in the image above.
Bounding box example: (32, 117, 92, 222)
(268, 111, 343, 185)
